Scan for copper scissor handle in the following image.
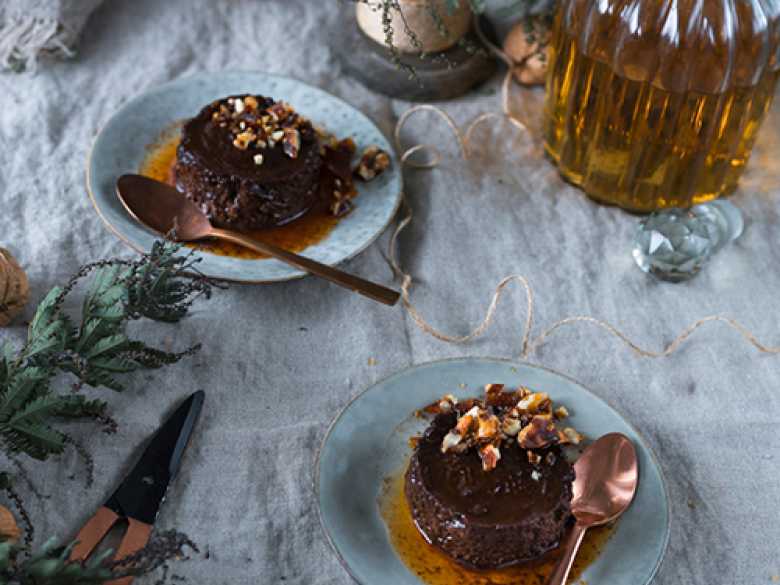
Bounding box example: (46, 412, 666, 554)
(70, 506, 153, 585)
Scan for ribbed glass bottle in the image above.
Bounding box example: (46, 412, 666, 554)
(543, 0, 780, 212)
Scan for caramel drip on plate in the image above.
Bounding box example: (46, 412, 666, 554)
(139, 129, 339, 260)
(378, 469, 614, 585)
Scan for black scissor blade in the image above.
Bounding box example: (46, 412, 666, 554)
(105, 390, 204, 525)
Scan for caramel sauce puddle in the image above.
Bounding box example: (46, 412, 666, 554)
(378, 469, 615, 585)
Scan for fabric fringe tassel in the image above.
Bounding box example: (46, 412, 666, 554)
(0, 15, 74, 72)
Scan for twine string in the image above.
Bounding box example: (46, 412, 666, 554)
(387, 35, 780, 359)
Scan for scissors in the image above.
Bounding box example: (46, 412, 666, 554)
(70, 391, 204, 585)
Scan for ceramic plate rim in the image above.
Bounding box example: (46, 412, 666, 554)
(314, 356, 671, 585)
(86, 70, 403, 284)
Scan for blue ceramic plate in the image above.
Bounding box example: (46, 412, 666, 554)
(316, 358, 670, 585)
(87, 71, 402, 282)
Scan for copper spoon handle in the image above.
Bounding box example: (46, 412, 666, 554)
(546, 522, 588, 585)
(209, 227, 400, 306)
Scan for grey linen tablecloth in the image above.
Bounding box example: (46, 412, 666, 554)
(1, 1, 779, 583)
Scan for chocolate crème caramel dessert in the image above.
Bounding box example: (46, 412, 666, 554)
(174, 94, 390, 231)
(406, 384, 584, 570)
(175, 95, 322, 230)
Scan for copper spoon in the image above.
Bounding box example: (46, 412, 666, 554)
(546, 432, 639, 585)
(116, 174, 400, 306)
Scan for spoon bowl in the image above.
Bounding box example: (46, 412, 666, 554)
(571, 432, 638, 525)
(117, 174, 213, 240)
(116, 174, 400, 306)
(546, 433, 639, 585)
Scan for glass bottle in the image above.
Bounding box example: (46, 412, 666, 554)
(543, 0, 780, 212)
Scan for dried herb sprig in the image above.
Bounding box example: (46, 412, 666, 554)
(380, 0, 419, 80)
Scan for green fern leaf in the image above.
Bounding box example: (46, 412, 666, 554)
(2, 423, 65, 459)
(53, 395, 107, 419)
(23, 318, 70, 361)
(28, 288, 63, 338)
(0, 368, 50, 422)
(124, 342, 192, 369)
(7, 395, 71, 427)
(89, 285, 128, 322)
(74, 318, 119, 355)
(84, 334, 129, 360)
(79, 368, 126, 391)
(86, 356, 137, 374)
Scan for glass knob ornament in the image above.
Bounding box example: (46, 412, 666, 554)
(632, 200, 743, 282)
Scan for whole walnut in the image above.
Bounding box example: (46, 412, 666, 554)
(0, 248, 29, 327)
(503, 17, 552, 86)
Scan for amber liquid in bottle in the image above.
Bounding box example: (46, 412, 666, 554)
(544, 24, 779, 212)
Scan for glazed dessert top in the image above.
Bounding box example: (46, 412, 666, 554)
(412, 384, 583, 524)
(415, 414, 574, 524)
(178, 94, 317, 182)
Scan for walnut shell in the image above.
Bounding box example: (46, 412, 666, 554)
(0, 247, 29, 327)
(502, 17, 552, 86)
(0, 505, 20, 542)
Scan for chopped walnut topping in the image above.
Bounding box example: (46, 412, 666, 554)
(267, 101, 292, 122)
(456, 406, 481, 435)
(517, 415, 560, 450)
(476, 411, 501, 441)
(438, 394, 458, 413)
(479, 443, 501, 471)
(355, 145, 391, 181)
(210, 95, 308, 159)
(560, 427, 584, 445)
(436, 385, 582, 472)
(441, 430, 467, 453)
(484, 383, 504, 403)
(441, 406, 480, 454)
(515, 392, 550, 414)
(282, 128, 301, 159)
(233, 131, 256, 150)
(501, 415, 522, 437)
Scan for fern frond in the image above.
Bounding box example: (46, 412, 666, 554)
(0, 241, 211, 464)
(1, 423, 66, 460)
(0, 369, 51, 423)
(7, 396, 70, 427)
